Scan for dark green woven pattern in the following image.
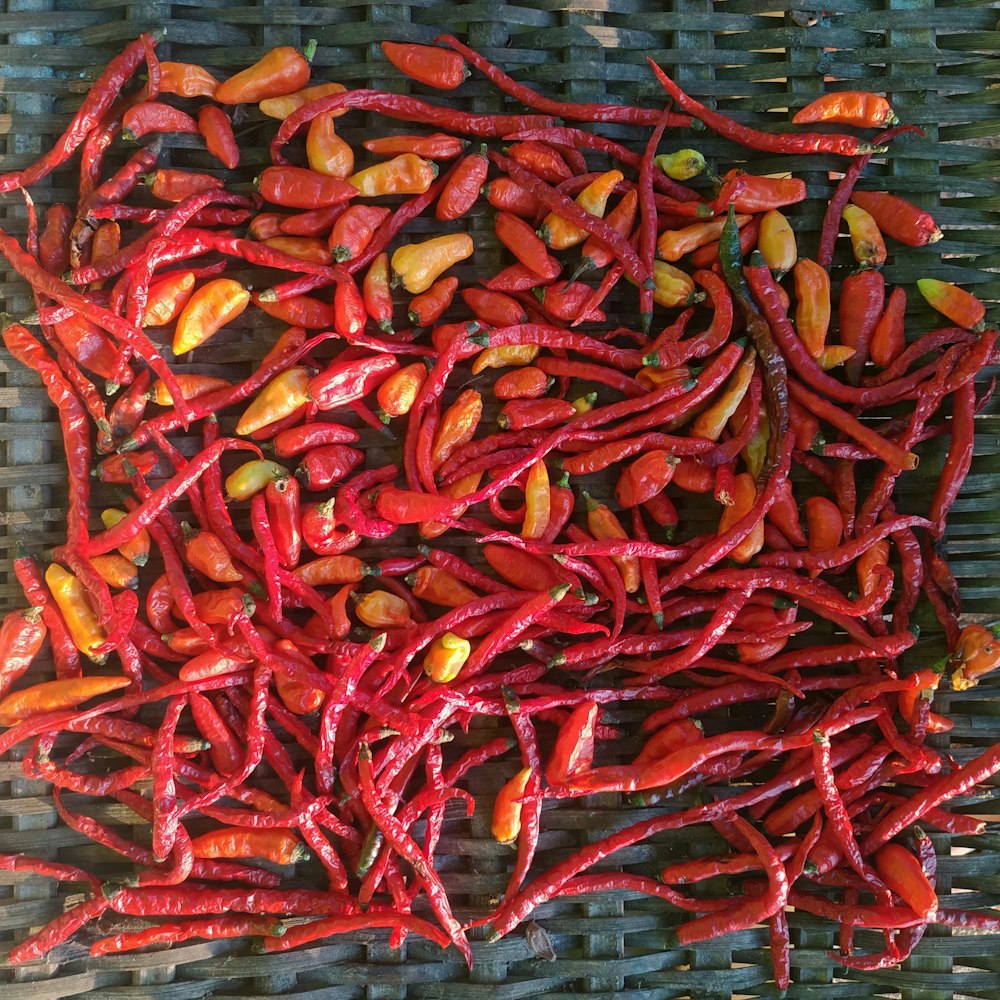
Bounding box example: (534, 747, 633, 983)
(1, 2, 1000, 997)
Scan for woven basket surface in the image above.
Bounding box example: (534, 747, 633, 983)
(1, 1, 1000, 997)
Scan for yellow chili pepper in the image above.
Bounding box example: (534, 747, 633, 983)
(470, 343, 539, 375)
(571, 392, 598, 414)
(693, 348, 756, 440)
(391, 234, 474, 294)
(430, 388, 482, 468)
(235, 367, 311, 436)
(258, 81, 347, 120)
(655, 148, 706, 181)
(584, 492, 640, 593)
(521, 460, 551, 541)
(423, 631, 472, 684)
(628, 260, 702, 308)
(44, 563, 109, 663)
(758, 209, 797, 275)
(842, 203, 887, 269)
(173, 278, 250, 355)
(348, 153, 437, 197)
(225, 459, 286, 501)
(539, 169, 623, 250)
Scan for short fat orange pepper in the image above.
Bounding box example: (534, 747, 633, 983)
(173, 278, 250, 355)
(348, 154, 437, 198)
(215, 41, 316, 105)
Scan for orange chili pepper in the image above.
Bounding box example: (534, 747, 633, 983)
(672, 456, 715, 494)
(423, 632, 472, 683)
(149, 374, 229, 406)
(0, 607, 47, 700)
(173, 278, 250, 355)
(804, 496, 844, 553)
(363, 253, 395, 334)
(275, 669, 324, 716)
(306, 113, 354, 179)
(100, 508, 151, 567)
(917, 279, 986, 331)
(247, 212, 287, 241)
(156, 61, 221, 99)
(717, 473, 764, 563)
(839, 267, 885, 386)
(88, 221, 120, 288)
(376, 362, 428, 421)
(146, 168, 223, 202)
(734, 605, 794, 664)
(142, 270, 196, 327)
(875, 843, 937, 918)
(494, 366, 551, 400)
(842, 203, 887, 268)
(191, 590, 253, 627)
(693, 348, 756, 440)
(870, 287, 907, 368)
(252, 292, 334, 330)
(757, 209, 796, 275)
(856, 540, 891, 598)
(635, 719, 704, 766)
(430, 389, 483, 468)
(409, 565, 478, 607)
(418, 471, 483, 540)
(540, 169, 623, 251)
(718, 169, 806, 213)
(408, 276, 458, 326)
(381, 41, 468, 90)
(576, 188, 640, 278)
(354, 590, 412, 628)
(585, 492, 640, 593)
(263, 236, 330, 266)
(793, 91, 897, 128)
(183, 524, 243, 583)
(363, 133, 466, 160)
(215, 41, 316, 104)
(792, 258, 830, 359)
(0, 675, 130, 727)
(491, 766, 532, 845)
(257, 166, 356, 210)
(44, 564, 108, 663)
(190, 828, 309, 864)
(391, 234, 473, 294)
(484, 176, 543, 218)
(93, 450, 157, 484)
(122, 102, 198, 142)
(294, 555, 370, 587)
(615, 450, 678, 508)
(521, 460, 551, 540)
(348, 154, 437, 198)
(91, 553, 139, 591)
(225, 459, 286, 501)
(197, 106, 240, 170)
(657, 215, 747, 263)
(258, 81, 347, 120)
(547, 701, 599, 785)
(472, 343, 539, 376)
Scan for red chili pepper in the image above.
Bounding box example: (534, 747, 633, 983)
(850, 190, 943, 247)
(329, 205, 391, 262)
(436, 146, 488, 220)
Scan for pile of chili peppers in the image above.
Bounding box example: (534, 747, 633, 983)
(0, 32, 999, 982)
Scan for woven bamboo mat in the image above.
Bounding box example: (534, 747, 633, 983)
(1, 1, 1000, 997)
